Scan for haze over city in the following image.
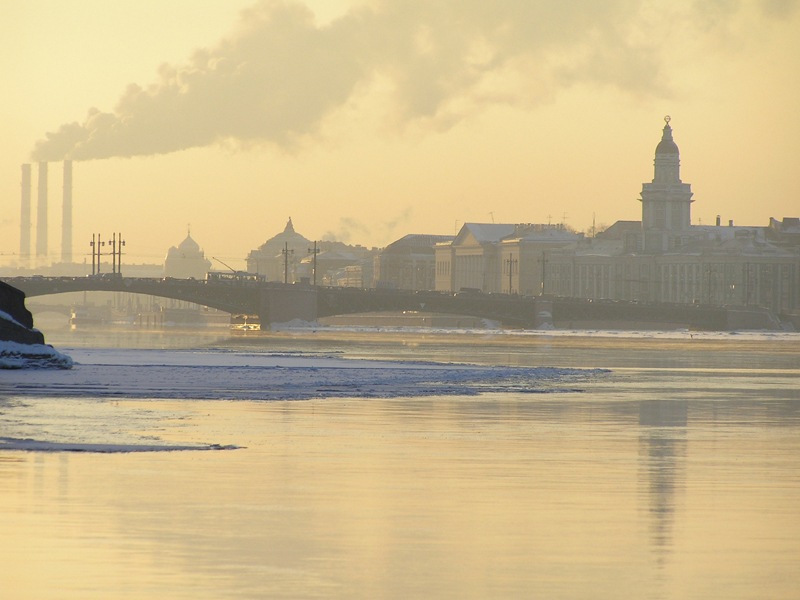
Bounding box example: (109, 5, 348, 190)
(2, 0, 799, 266)
(3, 3, 800, 598)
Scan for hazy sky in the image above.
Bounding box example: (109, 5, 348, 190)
(1, 0, 798, 267)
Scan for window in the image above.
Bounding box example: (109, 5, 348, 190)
(653, 203, 666, 228)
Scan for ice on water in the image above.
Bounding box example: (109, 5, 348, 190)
(0, 340, 74, 370)
(1, 347, 603, 401)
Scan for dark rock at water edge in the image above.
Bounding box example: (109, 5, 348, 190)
(0, 280, 46, 345)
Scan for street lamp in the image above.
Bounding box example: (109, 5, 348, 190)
(90, 234, 105, 275)
(505, 253, 517, 295)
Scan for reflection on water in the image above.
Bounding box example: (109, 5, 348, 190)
(1, 332, 799, 599)
(639, 401, 687, 565)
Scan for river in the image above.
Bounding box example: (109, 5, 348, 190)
(1, 326, 798, 599)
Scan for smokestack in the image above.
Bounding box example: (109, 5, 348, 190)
(62, 160, 73, 263)
(20, 164, 31, 263)
(36, 162, 48, 259)
(715, 215, 721, 227)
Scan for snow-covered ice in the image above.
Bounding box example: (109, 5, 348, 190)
(0, 348, 603, 401)
(0, 340, 73, 369)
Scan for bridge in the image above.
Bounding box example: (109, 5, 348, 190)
(1, 276, 779, 331)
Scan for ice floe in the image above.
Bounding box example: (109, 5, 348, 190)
(1, 348, 603, 401)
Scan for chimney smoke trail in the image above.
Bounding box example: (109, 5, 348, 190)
(28, 1, 674, 163)
(28, 1, 794, 163)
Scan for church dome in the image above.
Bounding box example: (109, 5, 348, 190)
(656, 118, 679, 155)
(177, 234, 200, 252)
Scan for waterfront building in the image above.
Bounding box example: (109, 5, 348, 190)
(435, 223, 577, 293)
(497, 226, 581, 295)
(543, 118, 799, 313)
(433, 118, 799, 313)
(164, 231, 212, 280)
(246, 218, 311, 282)
(325, 262, 374, 288)
(375, 234, 454, 291)
(302, 249, 364, 283)
(435, 224, 516, 293)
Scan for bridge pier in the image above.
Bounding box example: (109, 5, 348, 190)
(257, 285, 318, 326)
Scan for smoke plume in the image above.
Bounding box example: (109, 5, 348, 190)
(29, 0, 784, 162)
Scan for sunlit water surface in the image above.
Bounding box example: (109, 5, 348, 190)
(1, 328, 799, 599)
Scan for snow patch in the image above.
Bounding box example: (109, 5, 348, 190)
(0, 309, 24, 328)
(0, 341, 73, 370)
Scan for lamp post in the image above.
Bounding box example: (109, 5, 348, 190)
(117, 233, 126, 276)
(538, 250, 548, 295)
(308, 241, 321, 286)
(90, 234, 105, 275)
(505, 253, 517, 295)
(109, 233, 117, 274)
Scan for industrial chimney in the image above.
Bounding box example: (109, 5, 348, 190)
(36, 162, 48, 259)
(20, 164, 31, 263)
(62, 160, 72, 263)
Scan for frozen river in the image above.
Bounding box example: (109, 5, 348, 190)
(1, 328, 799, 599)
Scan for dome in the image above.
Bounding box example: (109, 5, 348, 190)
(178, 234, 200, 252)
(256, 218, 311, 253)
(656, 121, 679, 155)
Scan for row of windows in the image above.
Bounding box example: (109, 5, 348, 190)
(545, 261, 796, 309)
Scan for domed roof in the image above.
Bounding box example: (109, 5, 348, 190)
(656, 118, 679, 155)
(178, 233, 200, 252)
(256, 217, 311, 252)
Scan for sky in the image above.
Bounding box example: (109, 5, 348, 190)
(1, 0, 799, 269)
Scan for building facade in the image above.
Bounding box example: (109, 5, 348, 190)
(543, 118, 799, 313)
(164, 231, 212, 279)
(375, 234, 454, 291)
(435, 224, 516, 293)
(433, 119, 799, 314)
(435, 223, 578, 294)
(246, 218, 312, 283)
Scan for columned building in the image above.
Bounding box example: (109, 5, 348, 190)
(435, 223, 579, 294)
(435, 224, 516, 293)
(544, 118, 799, 313)
(432, 119, 798, 313)
(497, 226, 581, 295)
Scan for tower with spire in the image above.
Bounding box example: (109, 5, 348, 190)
(639, 116, 694, 253)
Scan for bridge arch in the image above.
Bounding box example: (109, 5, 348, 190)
(2, 276, 745, 330)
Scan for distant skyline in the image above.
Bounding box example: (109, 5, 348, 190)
(2, 0, 799, 269)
